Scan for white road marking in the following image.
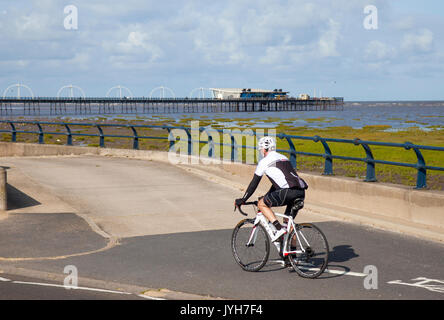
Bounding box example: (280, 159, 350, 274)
(274, 259, 367, 277)
(388, 277, 444, 293)
(137, 294, 166, 300)
(325, 268, 367, 277)
(298, 267, 367, 277)
(1, 275, 167, 299)
(12, 280, 133, 295)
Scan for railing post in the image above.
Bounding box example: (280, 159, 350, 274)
(184, 128, 192, 156)
(8, 122, 16, 142)
(36, 123, 44, 144)
(354, 138, 377, 182)
(208, 134, 214, 158)
(96, 125, 105, 148)
(130, 126, 139, 150)
(282, 134, 297, 169)
(314, 135, 333, 175)
(231, 134, 238, 162)
(198, 127, 217, 159)
(166, 127, 175, 152)
(405, 142, 427, 189)
(64, 124, 72, 146)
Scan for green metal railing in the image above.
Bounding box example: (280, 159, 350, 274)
(1, 120, 443, 189)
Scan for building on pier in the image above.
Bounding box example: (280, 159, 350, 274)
(210, 88, 289, 99)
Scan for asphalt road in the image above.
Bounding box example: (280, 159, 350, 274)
(2, 219, 443, 300)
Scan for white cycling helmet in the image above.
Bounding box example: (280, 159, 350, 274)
(258, 136, 276, 151)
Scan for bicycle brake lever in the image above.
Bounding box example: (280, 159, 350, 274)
(238, 206, 248, 216)
(234, 203, 247, 216)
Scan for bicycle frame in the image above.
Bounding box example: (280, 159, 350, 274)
(234, 200, 329, 277)
(248, 207, 307, 257)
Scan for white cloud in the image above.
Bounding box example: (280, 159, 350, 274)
(393, 16, 416, 30)
(117, 31, 163, 61)
(364, 40, 396, 60)
(318, 19, 341, 57)
(190, 14, 247, 65)
(401, 29, 434, 53)
(69, 52, 91, 70)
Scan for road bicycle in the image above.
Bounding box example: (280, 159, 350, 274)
(231, 198, 329, 279)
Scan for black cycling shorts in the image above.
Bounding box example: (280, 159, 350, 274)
(263, 187, 305, 216)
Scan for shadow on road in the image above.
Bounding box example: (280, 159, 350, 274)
(328, 245, 359, 263)
(6, 184, 41, 210)
(253, 245, 360, 277)
(311, 244, 360, 279)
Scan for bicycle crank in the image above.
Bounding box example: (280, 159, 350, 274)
(304, 247, 314, 261)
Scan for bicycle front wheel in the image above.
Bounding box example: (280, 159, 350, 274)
(286, 223, 329, 279)
(231, 219, 270, 272)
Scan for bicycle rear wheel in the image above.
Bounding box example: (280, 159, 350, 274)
(231, 219, 270, 272)
(286, 223, 329, 279)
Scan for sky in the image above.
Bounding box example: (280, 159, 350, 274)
(0, 0, 443, 101)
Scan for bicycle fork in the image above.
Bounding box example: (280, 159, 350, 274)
(246, 222, 259, 247)
(245, 214, 268, 247)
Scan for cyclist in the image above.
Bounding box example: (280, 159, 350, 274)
(235, 136, 308, 242)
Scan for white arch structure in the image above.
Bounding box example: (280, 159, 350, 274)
(149, 86, 176, 99)
(188, 87, 213, 99)
(2, 83, 34, 98)
(57, 84, 86, 98)
(106, 85, 134, 98)
(210, 88, 245, 99)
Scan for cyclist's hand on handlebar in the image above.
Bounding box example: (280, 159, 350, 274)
(234, 198, 248, 216)
(235, 198, 245, 207)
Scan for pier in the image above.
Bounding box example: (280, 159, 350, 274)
(0, 96, 344, 117)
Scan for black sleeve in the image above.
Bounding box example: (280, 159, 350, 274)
(266, 184, 276, 195)
(242, 174, 262, 202)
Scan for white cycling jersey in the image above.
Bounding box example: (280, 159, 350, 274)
(254, 151, 307, 190)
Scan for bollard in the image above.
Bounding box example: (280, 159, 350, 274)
(0, 167, 6, 213)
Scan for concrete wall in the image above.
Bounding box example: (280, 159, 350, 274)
(1, 142, 443, 239)
(0, 142, 101, 157)
(303, 173, 444, 228)
(0, 142, 169, 161)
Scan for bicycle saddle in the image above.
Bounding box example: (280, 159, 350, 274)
(290, 198, 305, 216)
